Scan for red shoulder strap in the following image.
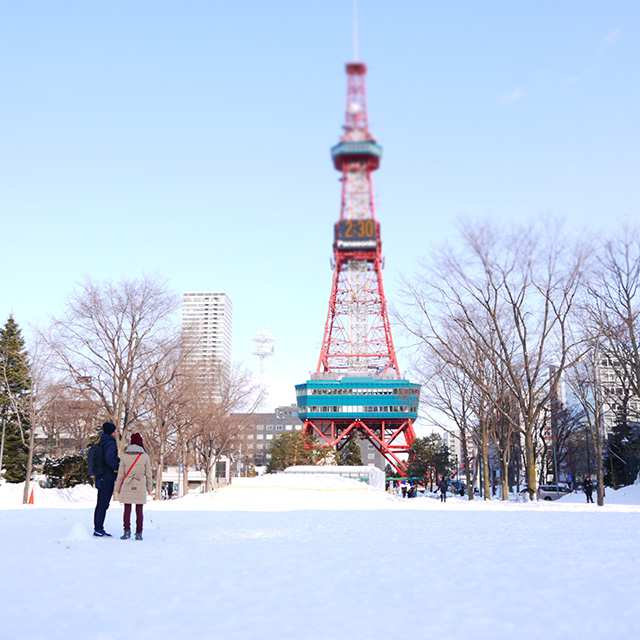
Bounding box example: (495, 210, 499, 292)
(121, 454, 143, 484)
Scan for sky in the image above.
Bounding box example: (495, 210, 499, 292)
(1, 1, 639, 414)
(2, 477, 640, 639)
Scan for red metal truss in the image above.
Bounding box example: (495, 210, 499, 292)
(317, 249, 399, 375)
(302, 61, 416, 476)
(303, 418, 417, 476)
(317, 61, 398, 377)
(344, 62, 370, 135)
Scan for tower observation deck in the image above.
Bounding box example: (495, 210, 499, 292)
(295, 62, 418, 475)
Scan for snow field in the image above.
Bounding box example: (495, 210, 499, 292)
(1, 476, 639, 640)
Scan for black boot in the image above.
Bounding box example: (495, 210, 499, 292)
(120, 530, 131, 540)
(135, 532, 143, 541)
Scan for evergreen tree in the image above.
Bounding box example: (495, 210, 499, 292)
(604, 400, 639, 487)
(266, 431, 318, 473)
(339, 434, 364, 466)
(0, 316, 31, 483)
(407, 433, 452, 491)
(42, 453, 91, 488)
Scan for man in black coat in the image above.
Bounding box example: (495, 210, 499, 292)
(93, 422, 121, 537)
(583, 476, 594, 504)
(438, 476, 448, 502)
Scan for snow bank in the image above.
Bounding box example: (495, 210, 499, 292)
(164, 472, 400, 511)
(0, 481, 96, 509)
(3, 475, 640, 512)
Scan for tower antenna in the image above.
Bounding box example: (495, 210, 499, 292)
(353, 0, 359, 61)
(252, 328, 275, 409)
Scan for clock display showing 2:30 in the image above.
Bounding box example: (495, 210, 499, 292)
(342, 219, 376, 238)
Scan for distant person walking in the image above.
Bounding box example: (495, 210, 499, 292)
(438, 477, 448, 503)
(583, 476, 594, 504)
(93, 422, 120, 537)
(115, 432, 153, 540)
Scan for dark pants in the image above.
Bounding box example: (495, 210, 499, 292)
(586, 492, 593, 503)
(123, 503, 144, 534)
(440, 491, 446, 502)
(94, 478, 115, 532)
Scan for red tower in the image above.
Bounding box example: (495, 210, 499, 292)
(295, 62, 418, 475)
(318, 62, 397, 376)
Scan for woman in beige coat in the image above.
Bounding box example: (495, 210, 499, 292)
(115, 432, 153, 540)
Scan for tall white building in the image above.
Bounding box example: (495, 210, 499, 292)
(596, 354, 640, 434)
(182, 292, 233, 369)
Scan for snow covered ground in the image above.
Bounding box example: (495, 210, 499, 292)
(2, 475, 639, 640)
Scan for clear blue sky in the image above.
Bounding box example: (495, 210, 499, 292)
(2, 1, 639, 414)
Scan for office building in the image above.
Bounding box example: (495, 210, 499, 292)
(182, 291, 233, 369)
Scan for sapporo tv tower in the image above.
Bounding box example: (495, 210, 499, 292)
(295, 60, 419, 475)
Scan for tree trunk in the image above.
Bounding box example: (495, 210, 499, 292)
(181, 444, 189, 497)
(524, 430, 537, 500)
(22, 424, 37, 505)
(154, 446, 165, 501)
(500, 455, 509, 500)
(595, 422, 605, 506)
(482, 422, 491, 500)
(461, 430, 473, 500)
(593, 354, 606, 506)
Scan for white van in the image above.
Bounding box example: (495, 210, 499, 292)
(537, 485, 572, 501)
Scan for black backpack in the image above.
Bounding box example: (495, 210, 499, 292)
(87, 442, 107, 477)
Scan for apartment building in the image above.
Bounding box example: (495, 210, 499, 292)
(182, 291, 233, 368)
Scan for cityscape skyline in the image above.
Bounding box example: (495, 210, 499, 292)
(1, 2, 638, 419)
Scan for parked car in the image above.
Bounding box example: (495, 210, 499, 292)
(518, 486, 535, 500)
(537, 485, 572, 501)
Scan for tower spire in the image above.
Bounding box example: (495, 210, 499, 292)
(320, 62, 396, 375)
(353, 0, 359, 61)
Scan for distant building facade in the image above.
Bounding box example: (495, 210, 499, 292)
(233, 404, 386, 471)
(182, 291, 233, 368)
(566, 351, 640, 436)
(596, 354, 640, 434)
(234, 405, 304, 468)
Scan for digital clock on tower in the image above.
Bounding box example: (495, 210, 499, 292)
(336, 219, 378, 249)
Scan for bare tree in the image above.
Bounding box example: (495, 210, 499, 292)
(488, 384, 519, 500)
(586, 227, 640, 398)
(39, 380, 103, 457)
(399, 219, 585, 498)
(185, 361, 264, 491)
(43, 274, 179, 452)
(565, 351, 606, 505)
(565, 225, 640, 502)
(415, 356, 477, 500)
(137, 338, 194, 499)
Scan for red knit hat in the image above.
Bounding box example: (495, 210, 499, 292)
(130, 433, 143, 447)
